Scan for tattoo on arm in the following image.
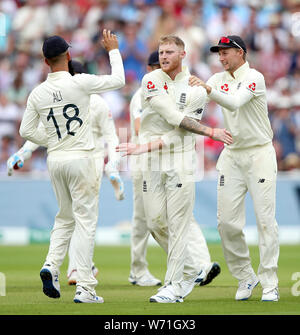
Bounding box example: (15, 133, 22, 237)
(179, 116, 210, 137)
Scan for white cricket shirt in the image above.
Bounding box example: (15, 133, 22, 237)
(19, 50, 124, 154)
(140, 67, 206, 172)
(90, 94, 119, 161)
(207, 61, 273, 150)
(21, 94, 119, 161)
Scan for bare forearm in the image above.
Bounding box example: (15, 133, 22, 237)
(179, 116, 212, 137)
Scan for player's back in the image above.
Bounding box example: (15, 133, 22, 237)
(29, 71, 96, 153)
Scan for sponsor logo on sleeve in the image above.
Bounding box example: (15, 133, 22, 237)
(146, 81, 159, 93)
(248, 82, 256, 92)
(220, 83, 229, 92)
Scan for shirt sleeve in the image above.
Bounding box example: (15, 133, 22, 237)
(141, 72, 166, 100)
(149, 95, 185, 127)
(19, 92, 48, 146)
(76, 49, 125, 95)
(208, 71, 266, 111)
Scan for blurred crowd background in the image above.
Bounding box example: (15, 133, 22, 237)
(0, 0, 300, 176)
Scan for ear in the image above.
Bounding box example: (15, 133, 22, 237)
(66, 51, 71, 61)
(45, 58, 49, 66)
(180, 50, 186, 60)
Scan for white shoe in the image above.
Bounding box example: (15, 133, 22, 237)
(68, 266, 99, 285)
(262, 287, 279, 301)
(40, 263, 60, 298)
(149, 285, 183, 303)
(129, 273, 161, 287)
(74, 286, 104, 304)
(182, 270, 206, 298)
(235, 274, 259, 300)
(200, 262, 221, 286)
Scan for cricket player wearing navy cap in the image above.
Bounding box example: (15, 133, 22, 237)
(9, 60, 124, 286)
(190, 35, 280, 302)
(19, 30, 125, 303)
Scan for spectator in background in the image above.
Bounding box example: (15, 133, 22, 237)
(82, 0, 110, 39)
(119, 19, 148, 81)
(45, 0, 78, 36)
(148, 0, 178, 51)
(272, 101, 298, 165)
(0, 0, 299, 174)
(175, 8, 206, 69)
(256, 37, 291, 86)
(206, 2, 244, 44)
(0, 92, 20, 141)
(12, 0, 48, 54)
(7, 71, 29, 108)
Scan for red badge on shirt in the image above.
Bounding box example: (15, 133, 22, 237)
(221, 83, 229, 92)
(248, 82, 256, 91)
(164, 82, 168, 91)
(147, 81, 155, 90)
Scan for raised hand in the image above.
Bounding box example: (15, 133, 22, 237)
(102, 29, 119, 52)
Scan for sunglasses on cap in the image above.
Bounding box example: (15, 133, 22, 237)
(219, 36, 244, 51)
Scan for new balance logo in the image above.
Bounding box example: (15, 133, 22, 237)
(143, 181, 147, 192)
(220, 175, 225, 186)
(258, 179, 265, 183)
(195, 108, 203, 115)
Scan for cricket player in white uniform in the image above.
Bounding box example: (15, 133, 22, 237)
(8, 60, 125, 285)
(19, 30, 125, 303)
(190, 35, 279, 302)
(128, 52, 162, 287)
(128, 51, 220, 288)
(118, 36, 232, 303)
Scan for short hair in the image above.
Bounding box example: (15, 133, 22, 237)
(158, 35, 185, 50)
(46, 50, 68, 65)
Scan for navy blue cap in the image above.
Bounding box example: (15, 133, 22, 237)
(42, 35, 70, 59)
(148, 51, 159, 66)
(210, 35, 247, 53)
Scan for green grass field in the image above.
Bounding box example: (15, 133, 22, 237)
(0, 244, 299, 316)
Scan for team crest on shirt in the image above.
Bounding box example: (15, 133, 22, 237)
(248, 82, 256, 92)
(220, 83, 229, 92)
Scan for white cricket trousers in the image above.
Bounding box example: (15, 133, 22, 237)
(130, 172, 211, 280)
(130, 171, 151, 279)
(216, 142, 279, 290)
(46, 151, 99, 294)
(67, 154, 104, 278)
(142, 169, 211, 296)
